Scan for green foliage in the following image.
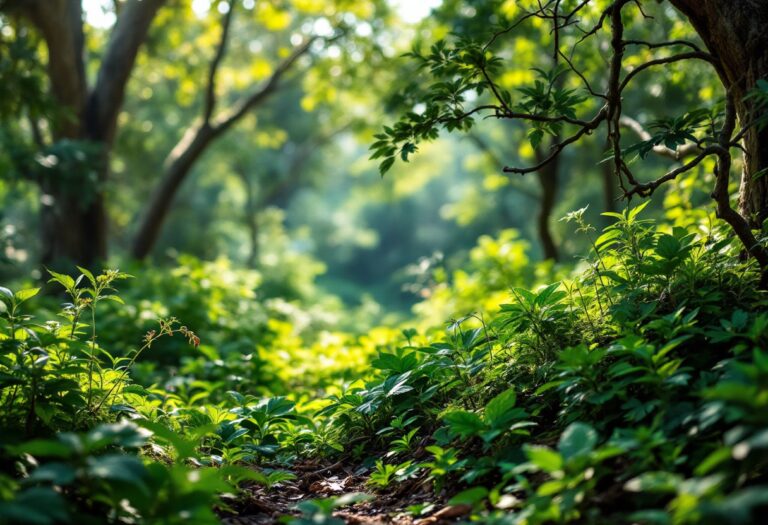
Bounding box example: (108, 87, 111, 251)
(314, 204, 768, 523)
(1, 203, 767, 523)
(282, 493, 373, 525)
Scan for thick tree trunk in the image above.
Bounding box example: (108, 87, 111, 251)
(535, 143, 560, 262)
(669, 0, 768, 225)
(40, 186, 108, 269)
(7, 0, 164, 268)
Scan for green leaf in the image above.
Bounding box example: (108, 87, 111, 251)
(13, 288, 39, 304)
(76, 266, 97, 286)
(558, 422, 598, 460)
(535, 282, 563, 307)
(443, 410, 486, 439)
(27, 462, 77, 485)
(656, 234, 681, 260)
(484, 388, 517, 428)
(46, 270, 75, 291)
(136, 420, 197, 460)
(0, 286, 13, 306)
(525, 446, 563, 472)
(86, 454, 148, 486)
(624, 471, 681, 493)
(383, 373, 414, 397)
(380, 156, 395, 176)
(400, 142, 417, 162)
(448, 486, 488, 506)
(102, 294, 125, 304)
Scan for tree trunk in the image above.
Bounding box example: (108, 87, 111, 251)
(535, 142, 560, 262)
(7, 0, 164, 269)
(40, 186, 108, 269)
(235, 165, 260, 267)
(601, 138, 617, 217)
(131, 124, 221, 259)
(669, 0, 768, 226)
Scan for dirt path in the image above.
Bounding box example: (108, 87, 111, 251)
(220, 462, 469, 524)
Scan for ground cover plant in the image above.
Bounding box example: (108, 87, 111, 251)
(2, 0, 768, 524)
(2, 204, 767, 524)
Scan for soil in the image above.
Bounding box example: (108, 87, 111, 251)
(219, 461, 470, 525)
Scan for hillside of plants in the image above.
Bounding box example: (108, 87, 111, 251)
(2, 1, 768, 524)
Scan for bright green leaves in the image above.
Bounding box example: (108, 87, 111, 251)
(11, 287, 39, 305)
(371, 349, 418, 374)
(371, 32, 587, 175)
(367, 460, 417, 488)
(526, 446, 564, 472)
(0, 286, 39, 314)
(443, 387, 532, 444)
(496, 283, 569, 361)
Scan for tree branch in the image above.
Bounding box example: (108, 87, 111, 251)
(465, 133, 539, 199)
(619, 51, 717, 92)
(203, 3, 235, 124)
(12, 0, 87, 139)
(87, 0, 166, 142)
(711, 94, 768, 283)
(503, 107, 608, 175)
(619, 115, 701, 160)
(213, 36, 317, 132)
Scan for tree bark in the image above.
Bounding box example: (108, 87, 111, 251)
(601, 137, 617, 220)
(235, 165, 260, 267)
(130, 123, 221, 260)
(130, 37, 315, 260)
(6, 0, 165, 269)
(534, 142, 560, 262)
(669, 0, 768, 226)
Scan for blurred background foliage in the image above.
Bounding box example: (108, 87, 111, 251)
(0, 0, 720, 328)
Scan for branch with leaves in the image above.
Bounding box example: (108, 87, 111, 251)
(372, 0, 768, 283)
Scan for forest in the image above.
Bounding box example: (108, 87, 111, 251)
(1, 0, 768, 523)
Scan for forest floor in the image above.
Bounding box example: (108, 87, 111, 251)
(220, 461, 464, 524)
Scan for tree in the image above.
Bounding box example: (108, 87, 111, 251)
(1, 0, 164, 268)
(129, 4, 318, 260)
(1, 0, 386, 267)
(372, 0, 768, 284)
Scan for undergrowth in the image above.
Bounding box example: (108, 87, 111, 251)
(2, 205, 768, 524)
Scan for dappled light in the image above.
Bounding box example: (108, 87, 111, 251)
(2, 0, 768, 523)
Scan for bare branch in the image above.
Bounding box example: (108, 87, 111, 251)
(203, 3, 235, 124)
(623, 39, 706, 54)
(214, 37, 317, 132)
(88, 0, 166, 142)
(503, 107, 608, 175)
(625, 147, 717, 197)
(619, 51, 717, 92)
(711, 92, 768, 281)
(484, 0, 556, 51)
